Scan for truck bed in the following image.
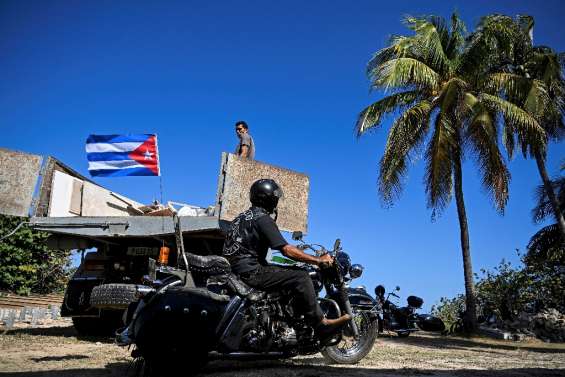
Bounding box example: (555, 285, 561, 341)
(30, 216, 230, 238)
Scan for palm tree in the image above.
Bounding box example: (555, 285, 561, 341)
(356, 14, 544, 330)
(525, 172, 565, 311)
(528, 173, 565, 254)
(471, 15, 565, 240)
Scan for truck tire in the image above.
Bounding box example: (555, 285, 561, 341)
(90, 283, 138, 310)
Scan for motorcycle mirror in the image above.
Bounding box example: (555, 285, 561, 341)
(333, 238, 341, 251)
(291, 231, 303, 241)
(395, 286, 400, 291)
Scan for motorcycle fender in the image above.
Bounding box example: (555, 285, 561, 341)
(326, 290, 378, 321)
(217, 296, 249, 352)
(346, 289, 377, 310)
(133, 287, 229, 351)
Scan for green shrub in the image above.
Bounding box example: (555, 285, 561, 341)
(433, 249, 564, 330)
(0, 214, 72, 295)
(431, 294, 466, 330)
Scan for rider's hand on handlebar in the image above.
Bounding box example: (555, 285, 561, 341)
(318, 253, 334, 269)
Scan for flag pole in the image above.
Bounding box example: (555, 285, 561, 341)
(155, 134, 166, 243)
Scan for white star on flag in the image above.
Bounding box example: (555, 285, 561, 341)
(144, 149, 153, 160)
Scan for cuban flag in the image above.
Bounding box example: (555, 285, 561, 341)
(86, 134, 160, 177)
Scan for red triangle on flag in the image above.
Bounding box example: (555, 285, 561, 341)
(129, 135, 159, 175)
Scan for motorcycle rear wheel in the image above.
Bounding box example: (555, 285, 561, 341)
(321, 311, 378, 364)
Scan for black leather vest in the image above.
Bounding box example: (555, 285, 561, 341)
(222, 206, 268, 261)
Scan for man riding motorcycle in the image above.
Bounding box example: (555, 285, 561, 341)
(222, 178, 351, 338)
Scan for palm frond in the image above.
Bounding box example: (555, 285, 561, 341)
(425, 114, 455, 213)
(355, 91, 421, 136)
(501, 116, 517, 159)
(523, 80, 552, 119)
(445, 12, 467, 61)
(527, 223, 562, 258)
(480, 93, 546, 156)
(486, 74, 555, 134)
(461, 14, 525, 78)
(367, 43, 400, 75)
(467, 101, 510, 212)
(370, 57, 440, 91)
(516, 15, 534, 38)
(486, 73, 533, 99)
(379, 100, 433, 204)
(401, 16, 452, 73)
(532, 177, 565, 223)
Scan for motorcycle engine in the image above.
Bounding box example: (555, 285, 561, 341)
(242, 300, 299, 351)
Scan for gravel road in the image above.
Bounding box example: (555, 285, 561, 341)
(1, 319, 564, 377)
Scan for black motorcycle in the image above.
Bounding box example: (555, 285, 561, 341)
(373, 285, 445, 337)
(113, 233, 378, 374)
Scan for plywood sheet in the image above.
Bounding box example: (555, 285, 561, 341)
(81, 181, 143, 216)
(48, 171, 81, 217)
(0, 148, 42, 217)
(216, 153, 309, 233)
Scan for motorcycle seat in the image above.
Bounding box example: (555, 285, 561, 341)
(186, 253, 231, 276)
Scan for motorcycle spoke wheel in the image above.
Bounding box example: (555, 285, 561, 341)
(337, 313, 370, 354)
(321, 311, 378, 364)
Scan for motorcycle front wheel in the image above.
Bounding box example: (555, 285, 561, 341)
(321, 311, 378, 364)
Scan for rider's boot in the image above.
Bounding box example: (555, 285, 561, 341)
(315, 313, 351, 339)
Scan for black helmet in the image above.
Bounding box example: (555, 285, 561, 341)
(250, 179, 283, 214)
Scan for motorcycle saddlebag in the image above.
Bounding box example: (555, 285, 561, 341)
(133, 287, 230, 353)
(417, 314, 445, 332)
(407, 295, 423, 309)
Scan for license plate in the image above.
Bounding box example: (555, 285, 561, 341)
(127, 247, 159, 256)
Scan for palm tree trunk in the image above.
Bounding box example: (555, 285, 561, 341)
(453, 152, 478, 331)
(535, 151, 565, 240)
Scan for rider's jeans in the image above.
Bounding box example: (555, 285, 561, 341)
(240, 265, 324, 326)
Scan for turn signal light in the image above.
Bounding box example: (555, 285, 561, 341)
(158, 246, 170, 266)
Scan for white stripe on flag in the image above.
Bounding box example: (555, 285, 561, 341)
(85, 142, 144, 153)
(88, 160, 146, 170)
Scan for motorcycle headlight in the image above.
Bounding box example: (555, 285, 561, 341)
(350, 264, 364, 279)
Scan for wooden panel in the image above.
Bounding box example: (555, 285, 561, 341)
(48, 171, 78, 217)
(81, 181, 143, 216)
(0, 292, 63, 309)
(216, 153, 309, 233)
(0, 148, 42, 217)
(69, 179, 83, 215)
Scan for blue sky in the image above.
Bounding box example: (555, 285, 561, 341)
(1, 0, 563, 310)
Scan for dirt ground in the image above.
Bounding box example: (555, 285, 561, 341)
(1, 318, 564, 377)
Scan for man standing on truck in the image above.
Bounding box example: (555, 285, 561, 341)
(223, 179, 351, 338)
(234, 121, 255, 160)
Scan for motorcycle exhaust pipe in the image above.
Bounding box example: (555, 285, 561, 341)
(208, 351, 286, 360)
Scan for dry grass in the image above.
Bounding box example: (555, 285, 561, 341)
(1, 320, 564, 376)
